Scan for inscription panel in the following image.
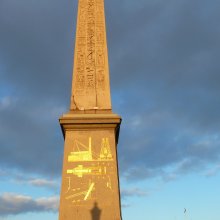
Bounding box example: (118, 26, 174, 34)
(59, 130, 121, 220)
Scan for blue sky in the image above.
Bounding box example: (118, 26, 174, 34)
(1, 0, 220, 219)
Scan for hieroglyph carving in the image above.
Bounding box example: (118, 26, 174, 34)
(71, 0, 111, 110)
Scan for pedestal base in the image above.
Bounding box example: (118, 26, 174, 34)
(59, 113, 122, 220)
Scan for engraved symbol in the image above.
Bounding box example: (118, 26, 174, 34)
(107, 176, 112, 190)
(97, 69, 105, 90)
(84, 182, 95, 201)
(68, 137, 93, 162)
(65, 177, 71, 193)
(78, 26, 85, 37)
(78, 37, 86, 46)
(76, 74, 85, 89)
(96, 48, 105, 66)
(86, 67, 95, 88)
(96, 30, 104, 44)
(67, 137, 113, 163)
(79, 8, 86, 22)
(96, 7, 104, 22)
(67, 165, 103, 178)
(99, 138, 113, 160)
(77, 52, 85, 68)
(65, 182, 95, 202)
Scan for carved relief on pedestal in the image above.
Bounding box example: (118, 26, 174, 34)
(63, 135, 116, 206)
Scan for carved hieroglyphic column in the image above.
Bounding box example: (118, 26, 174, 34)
(71, 0, 111, 111)
(59, 0, 122, 219)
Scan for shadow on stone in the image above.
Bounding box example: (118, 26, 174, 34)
(90, 202, 102, 220)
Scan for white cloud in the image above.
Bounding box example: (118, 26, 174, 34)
(0, 170, 59, 191)
(36, 196, 59, 211)
(0, 193, 59, 216)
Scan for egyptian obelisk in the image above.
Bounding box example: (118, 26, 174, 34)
(59, 0, 122, 219)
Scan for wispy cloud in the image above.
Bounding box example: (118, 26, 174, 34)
(0, 170, 59, 192)
(28, 178, 58, 189)
(0, 97, 13, 110)
(15, 176, 60, 192)
(121, 203, 131, 208)
(204, 164, 220, 177)
(121, 187, 149, 199)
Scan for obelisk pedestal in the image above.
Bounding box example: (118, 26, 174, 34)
(59, 114, 122, 219)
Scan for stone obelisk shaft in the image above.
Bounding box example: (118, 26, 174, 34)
(70, 0, 111, 112)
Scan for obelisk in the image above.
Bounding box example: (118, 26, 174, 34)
(59, 0, 122, 219)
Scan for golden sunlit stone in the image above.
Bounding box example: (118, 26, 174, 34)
(59, 0, 122, 219)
